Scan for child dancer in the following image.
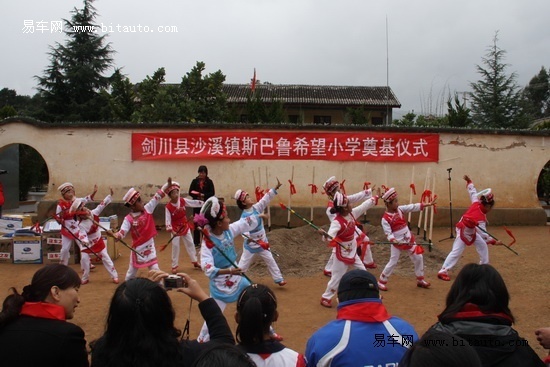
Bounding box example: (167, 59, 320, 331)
(113, 178, 171, 280)
(69, 188, 119, 285)
(164, 181, 203, 273)
(194, 196, 262, 343)
(56, 182, 97, 266)
(320, 191, 379, 308)
(377, 187, 436, 291)
(437, 175, 503, 281)
(322, 176, 376, 277)
(234, 178, 286, 287)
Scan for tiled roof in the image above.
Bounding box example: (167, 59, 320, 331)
(222, 84, 401, 108)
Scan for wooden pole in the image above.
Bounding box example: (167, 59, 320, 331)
(310, 166, 315, 221)
(266, 166, 271, 232)
(428, 172, 436, 247)
(287, 166, 294, 228)
(407, 165, 415, 227)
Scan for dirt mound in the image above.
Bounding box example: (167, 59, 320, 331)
(246, 224, 447, 278)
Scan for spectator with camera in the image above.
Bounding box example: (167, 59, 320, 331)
(90, 270, 234, 367)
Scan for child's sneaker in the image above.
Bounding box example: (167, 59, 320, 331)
(112, 277, 119, 284)
(437, 272, 451, 281)
(277, 280, 287, 286)
(81, 279, 89, 285)
(270, 332, 284, 341)
(323, 270, 332, 277)
(171, 266, 178, 274)
(320, 298, 332, 308)
(192, 262, 201, 269)
(364, 262, 377, 269)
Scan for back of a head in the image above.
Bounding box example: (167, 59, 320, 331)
(94, 278, 180, 367)
(337, 269, 379, 303)
(400, 330, 482, 367)
(236, 284, 277, 346)
(193, 344, 257, 367)
(440, 263, 513, 323)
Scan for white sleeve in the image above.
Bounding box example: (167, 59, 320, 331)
(229, 215, 260, 237)
(466, 182, 479, 204)
(165, 207, 172, 228)
(253, 189, 277, 213)
(184, 199, 204, 208)
(351, 196, 376, 217)
(327, 219, 342, 239)
(381, 217, 395, 242)
(348, 189, 371, 204)
(91, 194, 111, 216)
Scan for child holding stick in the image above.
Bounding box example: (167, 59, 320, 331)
(113, 178, 172, 280)
(164, 181, 203, 273)
(234, 178, 286, 287)
(377, 187, 436, 291)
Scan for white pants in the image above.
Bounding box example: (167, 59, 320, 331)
(324, 249, 336, 272)
(238, 248, 284, 283)
(439, 228, 489, 273)
(125, 262, 160, 281)
(59, 235, 74, 266)
(81, 248, 118, 282)
(171, 233, 198, 268)
(380, 245, 424, 279)
(322, 255, 366, 300)
(325, 245, 374, 272)
(198, 297, 227, 343)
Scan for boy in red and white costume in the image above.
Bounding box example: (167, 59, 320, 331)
(320, 191, 379, 308)
(322, 176, 376, 277)
(164, 181, 203, 273)
(378, 187, 436, 291)
(56, 182, 97, 266)
(113, 178, 171, 280)
(437, 175, 503, 281)
(69, 189, 119, 285)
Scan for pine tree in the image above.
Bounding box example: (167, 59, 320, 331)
(470, 32, 526, 128)
(36, 0, 114, 121)
(522, 66, 550, 119)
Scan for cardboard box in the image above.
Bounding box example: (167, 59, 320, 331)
(0, 215, 32, 234)
(99, 215, 118, 231)
(0, 236, 13, 263)
(41, 232, 78, 264)
(13, 235, 42, 264)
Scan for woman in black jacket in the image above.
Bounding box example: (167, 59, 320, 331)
(0, 264, 88, 367)
(430, 263, 544, 367)
(189, 165, 215, 246)
(90, 271, 234, 367)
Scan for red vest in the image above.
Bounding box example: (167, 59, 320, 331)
(125, 212, 157, 248)
(166, 199, 190, 235)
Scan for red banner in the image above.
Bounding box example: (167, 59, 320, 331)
(131, 131, 439, 162)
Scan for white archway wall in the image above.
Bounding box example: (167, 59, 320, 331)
(1, 121, 547, 223)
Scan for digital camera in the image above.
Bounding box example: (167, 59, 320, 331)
(164, 275, 187, 289)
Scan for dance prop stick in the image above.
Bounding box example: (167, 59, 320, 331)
(287, 166, 295, 228)
(278, 202, 347, 251)
(159, 223, 193, 252)
(56, 218, 102, 260)
(90, 217, 144, 258)
(200, 227, 252, 283)
(265, 167, 271, 232)
(417, 168, 431, 236)
(408, 165, 415, 227)
(310, 167, 316, 221)
(476, 225, 519, 255)
(428, 173, 436, 250)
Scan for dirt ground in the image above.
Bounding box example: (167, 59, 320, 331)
(1, 224, 549, 360)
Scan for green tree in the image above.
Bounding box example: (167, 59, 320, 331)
(469, 32, 526, 128)
(522, 66, 550, 119)
(180, 61, 227, 123)
(346, 106, 370, 125)
(0, 105, 17, 119)
(447, 93, 472, 127)
(36, 0, 114, 121)
(109, 70, 135, 121)
(392, 112, 417, 126)
(132, 67, 180, 123)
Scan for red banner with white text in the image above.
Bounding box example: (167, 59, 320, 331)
(131, 131, 439, 162)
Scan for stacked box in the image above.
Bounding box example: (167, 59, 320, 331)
(0, 236, 13, 263)
(0, 215, 32, 234)
(13, 235, 42, 264)
(41, 232, 79, 264)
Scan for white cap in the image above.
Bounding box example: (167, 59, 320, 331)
(123, 188, 140, 206)
(58, 182, 74, 195)
(323, 176, 340, 198)
(382, 187, 397, 202)
(234, 189, 248, 202)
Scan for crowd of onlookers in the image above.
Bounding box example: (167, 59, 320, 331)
(0, 262, 549, 367)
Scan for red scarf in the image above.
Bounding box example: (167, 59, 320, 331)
(446, 303, 513, 324)
(20, 302, 66, 321)
(337, 300, 391, 322)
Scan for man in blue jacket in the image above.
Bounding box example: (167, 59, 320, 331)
(304, 269, 418, 367)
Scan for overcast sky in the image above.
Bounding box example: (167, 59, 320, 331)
(3, 0, 549, 118)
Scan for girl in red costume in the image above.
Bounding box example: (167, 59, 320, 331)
(437, 175, 503, 281)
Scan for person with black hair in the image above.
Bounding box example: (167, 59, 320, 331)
(189, 165, 215, 246)
(438, 175, 503, 281)
(234, 178, 286, 287)
(192, 343, 257, 367)
(430, 263, 544, 367)
(305, 269, 417, 367)
(90, 270, 234, 367)
(235, 284, 304, 366)
(399, 330, 482, 367)
(0, 264, 88, 367)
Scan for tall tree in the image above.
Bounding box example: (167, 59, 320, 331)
(109, 70, 135, 121)
(522, 66, 550, 119)
(469, 32, 526, 128)
(36, 0, 114, 121)
(180, 61, 227, 123)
